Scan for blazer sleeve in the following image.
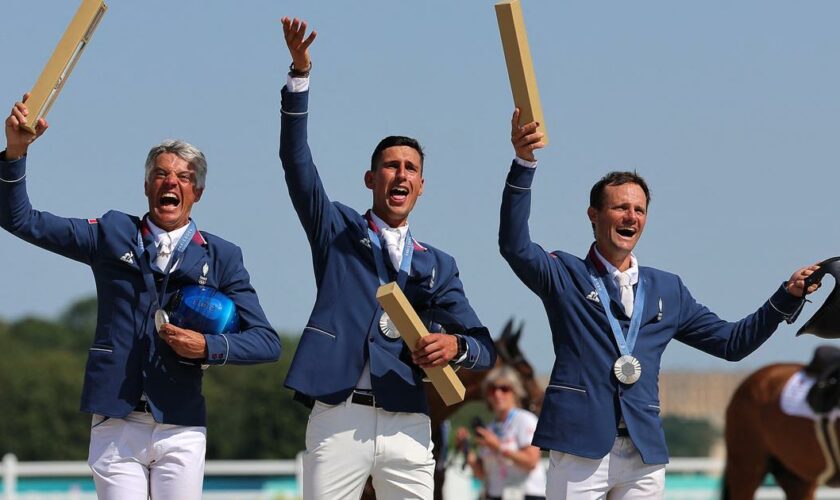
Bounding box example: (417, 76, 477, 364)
(674, 278, 805, 361)
(204, 245, 281, 365)
(499, 161, 565, 298)
(431, 257, 496, 371)
(279, 87, 342, 270)
(0, 153, 98, 264)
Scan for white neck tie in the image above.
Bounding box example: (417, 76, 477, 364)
(618, 272, 634, 317)
(381, 229, 402, 272)
(156, 234, 173, 271)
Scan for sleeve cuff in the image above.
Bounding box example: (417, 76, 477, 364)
(0, 152, 27, 183)
(768, 284, 806, 324)
(513, 157, 537, 168)
(280, 86, 309, 115)
(505, 160, 537, 191)
(204, 334, 230, 365)
(285, 74, 310, 93)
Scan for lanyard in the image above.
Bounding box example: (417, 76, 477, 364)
(137, 220, 197, 311)
(368, 226, 414, 288)
(586, 259, 646, 357)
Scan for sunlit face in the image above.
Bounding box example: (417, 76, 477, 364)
(144, 152, 203, 231)
(587, 183, 647, 267)
(364, 146, 424, 227)
(485, 381, 517, 417)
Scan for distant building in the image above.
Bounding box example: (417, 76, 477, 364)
(659, 371, 748, 427)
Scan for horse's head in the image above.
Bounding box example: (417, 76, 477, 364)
(495, 318, 543, 414)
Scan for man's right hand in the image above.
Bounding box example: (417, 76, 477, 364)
(511, 108, 545, 162)
(281, 17, 316, 74)
(5, 94, 48, 160)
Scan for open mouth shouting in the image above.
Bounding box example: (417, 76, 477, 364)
(388, 186, 410, 205)
(616, 227, 637, 239)
(160, 192, 181, 209)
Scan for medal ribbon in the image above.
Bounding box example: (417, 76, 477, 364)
(137, 220, 198, 312)
(585, 259, 646, 357)
(368, 226, 414, 288)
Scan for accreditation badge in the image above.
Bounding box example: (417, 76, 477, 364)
(613, 354, 642, 384)
(379, 312, 401, 340)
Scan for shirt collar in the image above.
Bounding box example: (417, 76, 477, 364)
(146, 218, 191, 249)
(369, 211, 409, 239)
(593, 246, 639, 286)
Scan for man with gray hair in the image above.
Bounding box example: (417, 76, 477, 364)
(1, 94, 280, 499)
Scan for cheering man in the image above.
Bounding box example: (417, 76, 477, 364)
(1, 95, 280, 500)
(279, 17, 495, 500)
(499, 109, 819, 499)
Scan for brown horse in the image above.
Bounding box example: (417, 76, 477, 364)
(724, 362, 838, 499)
(362, 318, 543, 500)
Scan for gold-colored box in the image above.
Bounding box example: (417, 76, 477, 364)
(496, 0, 548, 144)
(376, 283, 466, 406)
(23, 0, 107, 133)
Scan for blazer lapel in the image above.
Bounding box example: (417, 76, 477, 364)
(170, 231, 207, 279)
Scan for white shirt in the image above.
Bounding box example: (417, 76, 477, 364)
(146, 218, 190, 272)
(356, 212, 410, 390)
(478, 409, 547, 497)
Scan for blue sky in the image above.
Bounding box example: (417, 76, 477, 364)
(2, 1, 839, 375)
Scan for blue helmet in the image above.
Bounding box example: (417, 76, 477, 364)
(165, 285, 240, 335)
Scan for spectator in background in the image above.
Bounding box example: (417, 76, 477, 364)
(458, 366, 547, 500)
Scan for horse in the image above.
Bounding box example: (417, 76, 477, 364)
(362, 318, 543, 500)
(723, 361, 840, 499)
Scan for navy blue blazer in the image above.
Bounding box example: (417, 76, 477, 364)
(499, 162, 804, 464)
(279, 87, 495, 414)
(0, 153, 280, 427)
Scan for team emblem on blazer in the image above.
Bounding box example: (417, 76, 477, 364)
(586, 291, 600, 303)
(198, 262, 209, 285)
(120, 251, 134, 265)
(379, 312, 401, 340)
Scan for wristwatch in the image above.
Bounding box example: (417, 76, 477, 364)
(455, 335, 468, 361)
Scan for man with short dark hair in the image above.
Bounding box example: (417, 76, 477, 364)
(1, 95, 280, 500)
(279, 17, 495, 500)
(499, 109, 819, 499)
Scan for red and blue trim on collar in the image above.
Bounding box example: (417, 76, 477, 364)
(141, 215, 207, 246)
(586, 243, 608, 276)
(364, 210, 427, 252)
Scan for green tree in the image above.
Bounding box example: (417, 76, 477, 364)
(204, 334, 309, 459)
(0, 295, 311, 461)
(662, 415, 719, 456)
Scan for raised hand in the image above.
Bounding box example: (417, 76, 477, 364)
(281, 17, 317, 73)
(787, 264, 822, 298)
(511, 108, 544, 162)
(5, 93, 48, 160)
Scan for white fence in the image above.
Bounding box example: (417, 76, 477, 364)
(5, 454, 840, 500)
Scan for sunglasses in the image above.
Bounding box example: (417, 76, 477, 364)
(487, 385, 513, 394)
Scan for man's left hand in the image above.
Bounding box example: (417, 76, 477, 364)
(412, 333, 458, 368)
(158, 323, 207, 359)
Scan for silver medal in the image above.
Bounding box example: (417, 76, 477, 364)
(613, 354, 642, 384)
(154, 309, 170, 333)
(379, 312, 401, 339)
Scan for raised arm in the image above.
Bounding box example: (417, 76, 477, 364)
(1, 95, 98, 264)
(278, 18, 339, 260)
(498, 108, 557, 297)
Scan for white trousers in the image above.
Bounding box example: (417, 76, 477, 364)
(302, 395, 435, 500)
(87, 412, 207, 500)
(546, 437, 665, 500)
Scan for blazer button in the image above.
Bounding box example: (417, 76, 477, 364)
(369, 336, 374, 343)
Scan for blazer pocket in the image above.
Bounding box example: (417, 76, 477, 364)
(89, 344, 114, 353)
(547, 383, 588, 395)
(304, 325, 336, 340)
